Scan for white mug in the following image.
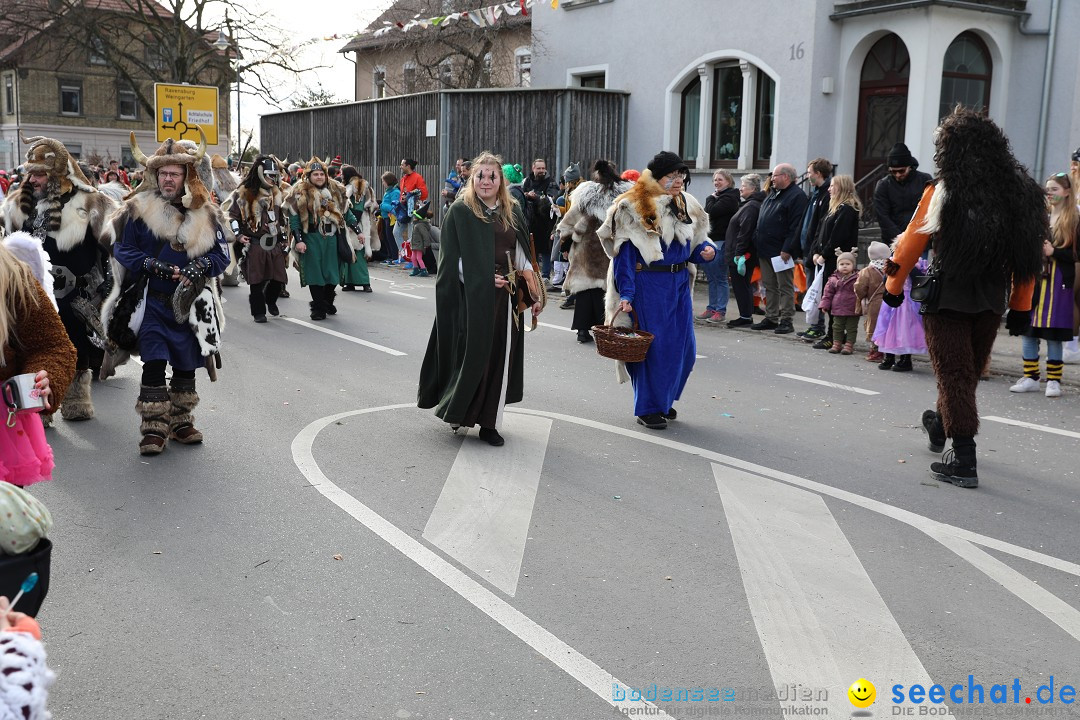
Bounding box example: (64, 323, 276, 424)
(2, 373, 45, 414)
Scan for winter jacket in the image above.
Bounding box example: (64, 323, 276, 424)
(522, 174, 559, 237)
(725, 191, 765, 265)
(704, 187, 739, 243)
(400, 171, 428, 202)
(811, 204, 860, 280)
(755, 183, 809, 258)
(379, 185, 400, 218)
(873, 169, 932, 242)
(799, 178, 831, 257)
(819, 271, 860, 316)
(854, 265, 886, 336)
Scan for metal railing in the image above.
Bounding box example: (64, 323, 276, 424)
(854, 163, 887, 228)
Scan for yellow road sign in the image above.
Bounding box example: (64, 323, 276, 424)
(154, 83, 219, 145)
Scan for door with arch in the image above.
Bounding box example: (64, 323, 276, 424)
(855, 34, 910, 182)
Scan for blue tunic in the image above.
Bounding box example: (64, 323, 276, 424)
(113, 216, 229, 370)
(613, 237, 713, 416)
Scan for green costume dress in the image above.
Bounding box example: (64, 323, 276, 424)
(289, 205, 357, 287)
(418, 201, 537, 428)
(340, 196, 370, 286)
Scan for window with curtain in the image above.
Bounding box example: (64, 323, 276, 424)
(939, 32, 991, 120)
(680, 75, 701, 165)
(678, 61, 776, 169)
(754, 74, 775, 166)
(711, 65, 743, 164)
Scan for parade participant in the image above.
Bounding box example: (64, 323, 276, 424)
(210, 154, 238, 203)
(884, 108, 1044, 487)
(0, 135, 115, 424)
(103, 131, 229, 455)
(556, 159, 632, 344)
(598, 151, 717, 430)
(418, 151, 543, 447)
(285, 157, 356, 321)
(1009, 172, 1078, 397)
(0, 241, 76, 486)
(340, 165, 376, 292)
(225, 156, 289, 322)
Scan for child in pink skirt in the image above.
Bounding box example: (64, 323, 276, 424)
(873, 257, 928, 372)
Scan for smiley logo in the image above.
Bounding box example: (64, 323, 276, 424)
(848, 678, 876, 708)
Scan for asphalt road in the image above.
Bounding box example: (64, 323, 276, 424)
(36, 264, 1080, 720)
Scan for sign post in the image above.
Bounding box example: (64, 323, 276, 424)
(154, 83, 219, 145)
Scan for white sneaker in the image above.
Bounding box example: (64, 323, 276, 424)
(1045, 380, 1062, 398)
(1063, 348, 1080, 365)
(1010, 376, 1041, 393)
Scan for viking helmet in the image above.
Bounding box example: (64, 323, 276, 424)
(306, 156, 327, 176)
(21, 134, 95, 195)
(129, 130, 210, 209)
(256, 157, 280, 188)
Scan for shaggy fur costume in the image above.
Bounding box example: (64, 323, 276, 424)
(1, 179, 114, 254)
(128, 132, 212, 211)
(924, 311, 999, 438)
(286, 175, 348, 235)
(344, 175, 379, 259)
(557, 179, 632, 295)
(597, 169, 710, 382)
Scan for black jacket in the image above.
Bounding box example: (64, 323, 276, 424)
(725, 191, 765, 264)
(873, 170, 932, 241)
(811, 203, 859, 280)
(521, 174, 559, 236)
(755, 183, 810, 258)
(799, 177, 831, 257)
(704, 187, 740, 243)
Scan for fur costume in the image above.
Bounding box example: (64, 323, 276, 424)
(285, 158, 348, 236)
(127, 131, 212, 210)
(210, 154, 238, 199)
(344, 174, 379, 259)
(597, 169, 711, 384)
(557, 178, 632, 295)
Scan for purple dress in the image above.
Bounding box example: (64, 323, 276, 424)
(873, 260, 927, 355)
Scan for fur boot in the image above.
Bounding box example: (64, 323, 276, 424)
(136, 385, 170, 455)
(168, 377, 203, 445)
(60, 369, 94, 421)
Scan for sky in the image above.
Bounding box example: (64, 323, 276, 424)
(233, 0, 396, 149)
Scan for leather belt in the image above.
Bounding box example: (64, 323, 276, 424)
(635, 261, 688, 273)
(148, 288, 172, 304)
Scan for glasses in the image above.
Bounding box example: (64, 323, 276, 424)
(888, 168, 909, 176)
(158, 171, 184, 179)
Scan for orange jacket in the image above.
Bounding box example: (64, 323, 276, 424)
(886, 184, 1034, 311)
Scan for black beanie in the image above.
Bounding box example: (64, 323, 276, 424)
(886, 143, 917, 169)
(1072, 147, 1080, 163)
(646, 151, 688, 180)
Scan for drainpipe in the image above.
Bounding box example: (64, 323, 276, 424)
(1019, 0, 1059, 181)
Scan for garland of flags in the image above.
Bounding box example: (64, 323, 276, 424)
(316, 0, 559, 43)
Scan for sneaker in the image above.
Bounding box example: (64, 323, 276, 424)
(727, 317, 753, 328)
(750, 319, 779, 330)
(801, 327, 826, 341)
(663, 407, 677, 421)
(705, 310, 726, 324)
(417, 269, 429, 277)
(1009, 376, 1040, 393)
(560, 297, 575, 310)
(1045, 380, 1062, 398)
(921, 410, 946, 453)
(930, 450, 978, 489)
(812, 338, 833, 350)
(403, 262, 414, 270)
(697, 308, 714, 320)
(636, 413, 667, 430)
(576, 329, 593, 344)
(773, 321, 795, 335)
(409, 268, 421, 277)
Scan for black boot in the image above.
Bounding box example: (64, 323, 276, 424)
(921, 410, 946, 453)
(309, 286, 326, 321)
(878, 353, 895, 370)
(478, 427, 504, 446)
(930, 437, 978, 488)
(892, 354, 913, 372)
(324, 285, 338, 315)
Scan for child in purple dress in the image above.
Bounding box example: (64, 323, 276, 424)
(873, 257, 927, 371)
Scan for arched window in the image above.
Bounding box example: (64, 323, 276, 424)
(677, 59, 776, 169)
(939, 32, 991, 120)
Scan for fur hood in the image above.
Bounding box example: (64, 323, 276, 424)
(285, 177, 348, 234)
(557, 180, 632, 294)
(597, 169, 709, 264)
(106, 191, 232, 259)
(225, 183, 286, 233)
(1, 184, 116, 252)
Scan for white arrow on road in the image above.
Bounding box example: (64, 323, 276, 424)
(422, 414, 552, 596)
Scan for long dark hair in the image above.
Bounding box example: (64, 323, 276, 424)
(932, 107, 1045, 282)
(240, 155, 273, 193)
(592, 159, 621, 187)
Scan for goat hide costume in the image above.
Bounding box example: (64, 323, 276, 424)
(344, 173, 379, 259)
(557, 178, 633, 295)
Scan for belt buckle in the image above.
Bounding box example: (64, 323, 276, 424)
(670, 264, 679, 273)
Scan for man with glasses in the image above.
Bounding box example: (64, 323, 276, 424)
(752, 163, 808, 335)
(873, 143, 932, 244)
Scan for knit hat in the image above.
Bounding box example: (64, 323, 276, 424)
(1073, 147, 1080, 163)
(867, 241, 890, 261)
(562, 162, 581, 184)
(646, 151, 688, 180)
(330, 155, 343, 168)
(835, 250, 857, 267)
(621, 169, 640, 182)
(502, 163, 524, 184)
(886, 143, 917, 168)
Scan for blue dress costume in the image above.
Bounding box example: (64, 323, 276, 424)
(611, 202, 714, 417)
(113, 217, 229, 371)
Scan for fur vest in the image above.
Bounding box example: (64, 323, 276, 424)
(105, 192, 231, 260)
(225, 183, 285, 234)
(285, 177, 348, 235)
(344, 176, 379, 257)
(557, 179, 632, 294)
(1, 184, 115, 252)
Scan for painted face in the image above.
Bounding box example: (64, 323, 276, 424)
(473, 164, 501, 202)
(1046, 178, 1070, 203)
(661, 171, 685, 195)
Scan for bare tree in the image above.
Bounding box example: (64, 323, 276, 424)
(290, 82, 345, 109)
(0, 0, 320, 117)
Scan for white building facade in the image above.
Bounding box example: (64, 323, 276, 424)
(533, 0, 1079, 197)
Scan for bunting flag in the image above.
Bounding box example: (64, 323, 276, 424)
(332, 0, 549, 43)
(551, 0, 558, 7)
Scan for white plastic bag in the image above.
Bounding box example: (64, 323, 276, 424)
(801, 263, 825, 325)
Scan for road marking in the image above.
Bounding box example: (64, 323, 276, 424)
(715, 464, 948, 718)
(291, 405, 673, 719)
(537, 322, 574, 333)
(280, 317, 406, 356)
(389, 290, 426, 300)
(423, 415, 551, 597)
(776, 372, 879, 396)
(981, 415, 1080, 440)
(370, 276, 393, 283)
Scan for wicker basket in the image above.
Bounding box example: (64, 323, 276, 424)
(592, 309, 654, 362)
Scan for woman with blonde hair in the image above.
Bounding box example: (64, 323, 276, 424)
(418, 151, 544, 446)
(0, 239, 77, 485)
(809, 174, 861, 351)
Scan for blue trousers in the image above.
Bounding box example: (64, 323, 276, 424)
(701, 241, 728, 313)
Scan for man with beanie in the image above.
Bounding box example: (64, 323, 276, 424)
(752, 163, 807, 334)
(873, 143, 932, 243)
